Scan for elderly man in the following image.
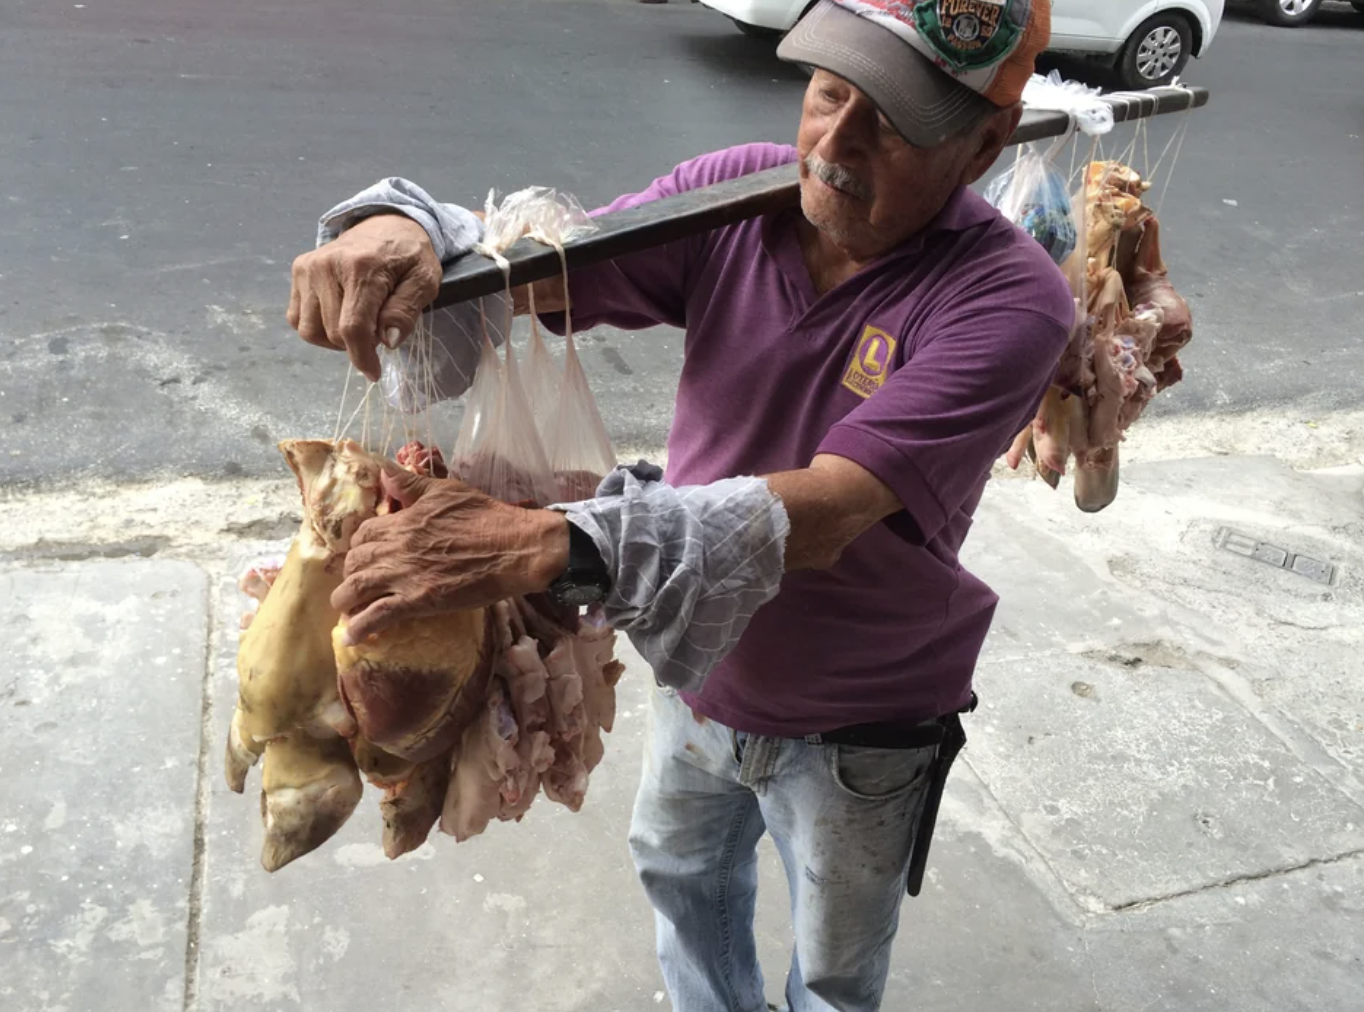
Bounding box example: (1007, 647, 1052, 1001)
(288, 2, 1070, 1009)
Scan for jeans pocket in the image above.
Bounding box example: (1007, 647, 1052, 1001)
(826, 743, 936, 801)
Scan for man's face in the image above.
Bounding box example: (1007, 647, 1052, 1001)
(796, 70, 986, 260)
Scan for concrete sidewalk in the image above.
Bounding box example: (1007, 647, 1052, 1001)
(2, 453, 1361, 1012)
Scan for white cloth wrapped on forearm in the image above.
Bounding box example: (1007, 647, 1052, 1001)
(316, 176, 483, 264)
(552, 463, 790, 693)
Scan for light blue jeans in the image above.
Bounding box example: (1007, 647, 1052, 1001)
(629, 686, 938, 1012)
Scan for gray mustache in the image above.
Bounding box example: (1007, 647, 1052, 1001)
(806, 153, 873, 201)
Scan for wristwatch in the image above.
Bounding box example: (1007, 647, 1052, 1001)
(548, 520, 612, 608)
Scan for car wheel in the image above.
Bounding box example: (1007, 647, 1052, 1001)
(1258, 0, 1323, 26)
(1115, 13, 1192, 91)
(731, 17, 783, 40)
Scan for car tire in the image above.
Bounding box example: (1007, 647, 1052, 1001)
(731, 18, 783, 40)
(1258, 0, 1323, 26)
(1115, 13, 1192, 91)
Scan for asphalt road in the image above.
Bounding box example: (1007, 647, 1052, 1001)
(1, 0, 1361, 487)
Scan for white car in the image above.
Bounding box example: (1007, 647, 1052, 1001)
(701, 1, 1226, 91)
(1254, 0, 1364, 27)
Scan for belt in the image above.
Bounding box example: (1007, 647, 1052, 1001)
(806, 720, 946, 751)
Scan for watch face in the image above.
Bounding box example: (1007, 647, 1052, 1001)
(559, 584, 603, 608)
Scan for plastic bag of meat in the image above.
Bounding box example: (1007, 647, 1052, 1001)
(378, 292, 510, 414)
(475, 184, 613, 502)
(985, 139, 1077, 267)
(549, 332, 616, 502)
(452, 330, 560, 507)
(457, 185, 601, 507)
(523, 311, 562, 450)
(451, 328, 502, 478)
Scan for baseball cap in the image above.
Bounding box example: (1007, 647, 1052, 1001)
(777, 1, 1050, 149)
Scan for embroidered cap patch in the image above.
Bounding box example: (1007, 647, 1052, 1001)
(912, 0, 1024, 71)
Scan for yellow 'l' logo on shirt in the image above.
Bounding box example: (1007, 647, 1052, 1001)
(841, 326, 897, 399)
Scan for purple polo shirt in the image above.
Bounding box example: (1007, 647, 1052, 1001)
(548, 143, 1073, 736)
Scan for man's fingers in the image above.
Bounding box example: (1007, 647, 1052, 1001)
(294, 290, 334, 351)
(375, 267, 439, 350)
(330, 566, 390, 618)
(341, 539, 380, 578)
(338, 595, 406, 646)
(348, 516, 387, 551)
(315, 274, 346, 350)
(380, 463, 436, 509)
(337, 274, 388, 365)
(286, 273, 302, 332)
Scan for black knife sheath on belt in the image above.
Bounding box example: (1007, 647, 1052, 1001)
(906, 693, 976, 898)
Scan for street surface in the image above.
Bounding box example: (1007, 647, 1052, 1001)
(2, 455, 1361, 1012)
(2, 3, 1362, 1012)
(1, 0, 1362, 487)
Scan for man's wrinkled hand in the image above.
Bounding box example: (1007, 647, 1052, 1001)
(332, 464, 570, 643)
(286, 214, 442, 382)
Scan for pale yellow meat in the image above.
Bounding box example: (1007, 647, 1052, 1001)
(232, 439, 382, 747)
(259, 732, 363, 872)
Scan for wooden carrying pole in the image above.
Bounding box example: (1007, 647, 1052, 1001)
(432, 85, 1209, 311)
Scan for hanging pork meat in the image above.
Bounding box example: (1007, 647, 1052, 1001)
(226, 435, 623, 868)
(1006, 160, 1194, 511)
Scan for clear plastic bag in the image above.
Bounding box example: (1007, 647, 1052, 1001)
(472, 184, 611, 503)
(985, 140, 1078, 267)
(523, 307, 562, 450)
(1021, 70, 1115, 138)
(379, 292, 509, 414)
(475, 186, 598, 265)
(451, 322, 559, 507)
(549, 335, 616, 502)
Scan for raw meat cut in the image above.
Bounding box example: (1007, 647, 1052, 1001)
(227, 438, 382, 797)
(333, 608, 494, 762)
(238, 556, 284, 630)
(442, 680, 521, 842)
(438, 598, 622, 838)
(1004, 160, 1195, 512)
(332, 439, 497, 764)
(259, 731, 363, 873)
(227, 425, 624, 867)
(379, 749, 452, 859)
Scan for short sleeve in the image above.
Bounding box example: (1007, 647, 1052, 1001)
(539, 143, 799, 334)
(818, 277, 1072, 545)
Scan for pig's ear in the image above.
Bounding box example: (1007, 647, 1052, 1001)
(278, 439, 335, 500)
(275, 439, 331, 496)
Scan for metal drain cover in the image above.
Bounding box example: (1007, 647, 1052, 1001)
(1216, 528, 1337, 586)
